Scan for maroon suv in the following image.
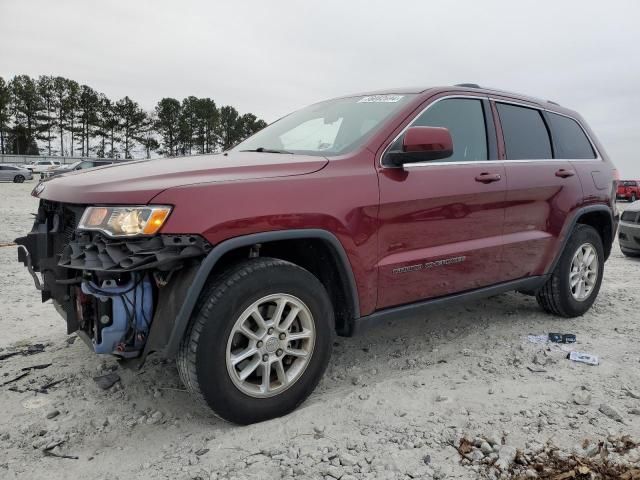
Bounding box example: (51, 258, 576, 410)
(16, 85, 617, 424)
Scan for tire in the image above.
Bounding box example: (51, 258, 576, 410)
(177, 257, 334, 424)
(13, 175, 25, 183)
(536, 224, 604, 317)
(621, 248, 640, 258)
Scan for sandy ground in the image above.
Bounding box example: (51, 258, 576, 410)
(0, 181, 639, 480)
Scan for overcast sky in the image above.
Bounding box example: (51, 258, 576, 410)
(1, 0, 639, 176)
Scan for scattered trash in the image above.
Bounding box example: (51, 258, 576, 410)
(93, 372, 121, 390)
(527, 365, 547, 373)
(1, 371, 30, 387)
(526, 334, 548, 344)
(21, 363, 52, 372)
(0, 343, 46, 361)
(195, 448, 209, 456)
(549, 332, 576, 343)
(599, 404, 625, 423)
(567, 351, 599, 365)
(623, 386, 640, 400)
(527, 333, 577, 344)
(36, 378, 67, 394)
(42, 440, 78, 460)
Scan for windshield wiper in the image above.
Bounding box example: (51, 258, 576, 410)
(239, 147, 293, 154)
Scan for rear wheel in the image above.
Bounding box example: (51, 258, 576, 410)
(13, 175, 25, 183)
(536, 224, 604, 317)
(177, 257, 334, 424)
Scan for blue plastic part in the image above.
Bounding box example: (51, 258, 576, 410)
(81, 275, 153, 355)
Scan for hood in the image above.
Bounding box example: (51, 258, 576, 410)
(35, 152, 328, 204)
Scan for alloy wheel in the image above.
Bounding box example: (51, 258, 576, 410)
(225, 293, 316, 398)
(569, 243, 599, 301)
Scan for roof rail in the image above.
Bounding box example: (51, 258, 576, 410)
(454, 83, 481, 88)
(547, 100, 560, 106)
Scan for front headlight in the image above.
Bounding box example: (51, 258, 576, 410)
(78, 205, 172, 237)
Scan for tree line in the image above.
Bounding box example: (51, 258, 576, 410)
(0, 75, 268, 159)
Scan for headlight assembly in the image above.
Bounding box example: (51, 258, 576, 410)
(78, 205, 172, 237)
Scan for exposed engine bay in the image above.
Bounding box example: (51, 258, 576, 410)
(16, 200, 211, 360)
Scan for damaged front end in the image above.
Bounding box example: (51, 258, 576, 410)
(16, 200, 211, 362)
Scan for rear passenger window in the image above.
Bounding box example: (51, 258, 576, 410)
(497, 103, 552, 160)
(390, 98, 488, 162)
(547, 113, 596, 159)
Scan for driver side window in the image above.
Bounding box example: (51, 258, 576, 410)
(391, 98, 488, 162)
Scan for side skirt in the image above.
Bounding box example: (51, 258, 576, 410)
(352, 275, 549, 334)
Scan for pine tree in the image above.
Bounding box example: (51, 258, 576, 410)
(138, 113, 159, 159)
(115, 96, 146, 159)
(76, 85, 100, 157)
(0, 77, 10, 154)
(194, 98, 218, 153)
(155, 98, 181, 156)
(10, 75, 43, 155)
(218, 105, 241, 150)
(238, 113, 267, 140)
(37, 76, 56, 155)
(65, 80, 80, 156)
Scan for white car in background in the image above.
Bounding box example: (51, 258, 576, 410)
(25, 160, 61, 173)
(0, 164, 33, 183)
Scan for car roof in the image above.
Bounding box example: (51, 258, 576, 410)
(338, 84, 580, 117)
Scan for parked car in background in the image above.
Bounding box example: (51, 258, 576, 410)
(617, 180, 640, 202)
(40, 159, 120, 180)
(26, 160, 61, 174)
(16, 84, 617, 424)
(0, 164, 33, 183)
(619, 201, 640, 257)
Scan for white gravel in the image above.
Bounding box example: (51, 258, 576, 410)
(0, 181, 639, 479)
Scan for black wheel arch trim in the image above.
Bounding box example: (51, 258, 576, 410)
(547, 204, 616, 274)
(163, 228, 360, 358)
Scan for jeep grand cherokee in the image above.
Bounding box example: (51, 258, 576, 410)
(16, 84, 618, 424)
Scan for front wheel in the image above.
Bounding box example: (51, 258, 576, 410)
(177, 257, 334, 424)
(536, 224, 604, 317)
(13, 175, 25, 183)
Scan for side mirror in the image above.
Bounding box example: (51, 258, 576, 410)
(384, 126, 453, 167)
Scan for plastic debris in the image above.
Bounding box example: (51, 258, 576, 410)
(567, 351, 599, 365)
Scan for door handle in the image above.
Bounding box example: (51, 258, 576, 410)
(475, 173, 502, 183)
(555, 169, 575, 178)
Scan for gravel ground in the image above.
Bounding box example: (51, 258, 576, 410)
(0, 181, 639, 480)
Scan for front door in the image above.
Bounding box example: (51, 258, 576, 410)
(376, 96, 506, 309)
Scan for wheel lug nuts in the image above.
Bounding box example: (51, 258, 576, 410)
(268, 328, 274, 334)
(257, 341, 263, 348)
(279, 333, 286, 340)
(276, 349, 283, 356)
(262, 354, 269, 362)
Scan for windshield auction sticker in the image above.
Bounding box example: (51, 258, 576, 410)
(358, 95, 404, 103)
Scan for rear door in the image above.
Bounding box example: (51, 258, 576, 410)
(376, 96, 506, 308)
(496, 101, 583, 280)
(0, 166, 8, 181)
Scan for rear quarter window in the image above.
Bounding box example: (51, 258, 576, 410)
(497, 103, 552, 160)
(547, 113, 596, 159)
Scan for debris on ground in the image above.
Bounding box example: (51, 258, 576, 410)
(455, 434, 640, 479)
(567, 351, 599, 365)
(0, 343, 45, 361)
(93, 372, 121, 390)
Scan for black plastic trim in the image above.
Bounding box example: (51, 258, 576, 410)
(352, 275, 549, 334)
(547, 204, 616, 272)
(163, 229, 360, 358)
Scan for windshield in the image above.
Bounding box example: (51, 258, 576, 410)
(233, 94, 415, 156)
